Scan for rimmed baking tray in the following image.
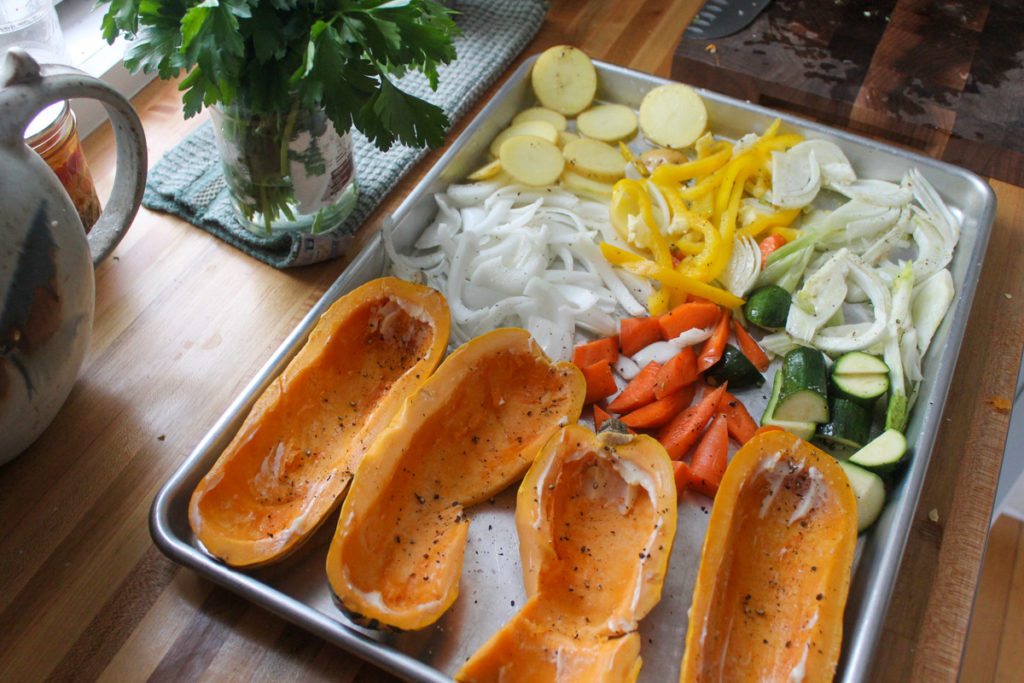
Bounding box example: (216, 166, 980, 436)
(150, 56, 996, 682)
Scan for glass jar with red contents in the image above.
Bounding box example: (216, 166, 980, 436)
(24, 100, 101, 232)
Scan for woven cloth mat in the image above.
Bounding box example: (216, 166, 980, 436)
(143, 0, 547, 268)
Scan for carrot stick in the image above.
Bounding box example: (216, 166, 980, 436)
(673, 460, 699, 497)
(688, 412, 730, 498)
(657, 383, 729, 459)
(619, 315, 663, 357)
(659, 301, 721, 340)
(697, 309, 731, 372)
(593, 403, 612, 431)
(580, 359, 618, 405)
(759, 233, 788, 264)
(731, 318, 771, 372)
(607, 361, 662, 414)
(572, 336, 619, 369)
(717, 390, 758, 444)
(620, 384, 696, 429)
(655, 347, 699, 399)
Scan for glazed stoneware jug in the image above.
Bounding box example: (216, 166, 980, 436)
(0, 48, 146, 465)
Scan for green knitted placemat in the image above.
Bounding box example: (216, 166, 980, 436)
(143, 0, 547, 268)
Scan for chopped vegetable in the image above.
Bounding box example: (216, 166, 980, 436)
(655, 347, 699, 399)
(637, 83, 708, 149)
(696, 309, 731, 372)
(498, 135, 565, 187)
(619, 314, 664, 356)
(717, 390, 758, 444)
(607, 360, 662, 414)
(658, 383, 729, 459)
(659, 301, 721, 340)
(621, 384, 697, 429)
(580, 359, 618, 405)
(572, 336, 619, 369)
(731, 317, 771, 372)
(705, 343, 765, 389)
(530, 45, 597, 116)
(687, 413, 730, 497)
(576, 103, 639, 142)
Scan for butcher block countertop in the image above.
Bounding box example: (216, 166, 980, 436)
(2, 1, 1022, 681)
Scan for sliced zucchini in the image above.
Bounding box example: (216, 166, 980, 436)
(706, 344, 765, 389)
(773, 346, 829, 423)
(761, 369, 817, 441)
(848, 429, 907, 474)
(832, 351, 889, 376)
(743, 284, 792, 330)
(839, 461, 886, 532)
(815, 397, 872, 455)
(831, 373, 889, 405)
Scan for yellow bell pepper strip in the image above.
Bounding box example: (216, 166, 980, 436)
(769, 226, 803, 242)
(618, 141, 649, 178)
(739, 206, 802, 238)
(610, 178, 673, 267)
(650, 140, 732, 187)
(599, 242, 745, 309)
(653, 178, 721, 282)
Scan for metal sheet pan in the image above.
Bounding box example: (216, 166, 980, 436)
(150, 57, 996, 682)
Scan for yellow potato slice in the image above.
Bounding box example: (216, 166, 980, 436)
(576, 104, 638, 142)
(499, 135, 565, 187)
(530, 45, 597, 116)
(561, 170, 615, 198)
(562, 137, 626, 183)
(512, 106, 568, 131)
(488, 120, 559, 158)
(466, 158, 503, 181)
(638, 83, 708, 149)
(557, 130, 580, 148)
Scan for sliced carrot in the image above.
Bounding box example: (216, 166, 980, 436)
(654, 347, 699, 399)
(659, 301, 721, 340)
(717, 390, 758, 445)
(572, 336, 619, 369)
(619, 315, 663, 357)
(731, 317, 771, 372)
(657, 383, 729, 459)
(673, 460, 699, 496)
(688, 412, 730, 498)
(696, 309, 731, 372)
(580, 360, 618, 405)
(759, 233, 788, 264)
(593, 403, 612, 431)
(621, 384, 696, 429)
(607, 361, 662, 414)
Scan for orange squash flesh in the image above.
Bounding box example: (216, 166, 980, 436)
(680, 430, 858, 683)
(456, 424, 677, 682)
(326, 328, 586, 631)
(188, 277, 450, 568)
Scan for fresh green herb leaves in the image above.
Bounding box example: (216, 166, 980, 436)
(99, 0, 460, 151)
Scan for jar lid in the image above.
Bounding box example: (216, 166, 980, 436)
(24, 100, 67, 142)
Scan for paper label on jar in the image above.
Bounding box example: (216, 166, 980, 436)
(288, 126, 355, 216)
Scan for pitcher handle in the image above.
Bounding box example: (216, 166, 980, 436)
(1, 48, 147, 266)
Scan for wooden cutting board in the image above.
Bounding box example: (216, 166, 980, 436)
(671, 0, 1024, 186)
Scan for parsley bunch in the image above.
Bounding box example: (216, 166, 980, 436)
(99, 0, 459, 152)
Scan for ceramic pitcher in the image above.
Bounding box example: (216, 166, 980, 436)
(0, 48, 146, 465)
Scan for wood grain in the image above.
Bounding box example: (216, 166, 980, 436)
(0, 1, 1018, 681)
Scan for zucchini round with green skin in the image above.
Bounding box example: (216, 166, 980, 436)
(706, 344, 765, 389)
(839, 461, 886, 532)
(832, 351, 889, 376)
(743, 285, 792, 330)
(848, 429, 907, 474)
(815, 397, 872, 453)
(773, 346, 829, 423)
(760, 368, 816, 441)
(830, 351, 889, 405)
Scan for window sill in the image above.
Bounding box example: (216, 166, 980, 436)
(58, 0, 156, 138)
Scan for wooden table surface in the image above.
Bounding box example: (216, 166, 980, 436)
(2, 1, 1021, 681)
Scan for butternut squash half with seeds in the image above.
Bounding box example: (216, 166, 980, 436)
(326, 327, 586, 631)
(680, 430, 858, 683)
(189, 277, 450, 568)
(456, 423, 677, 682)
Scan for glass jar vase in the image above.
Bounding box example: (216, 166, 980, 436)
(209, 101, 358, 235)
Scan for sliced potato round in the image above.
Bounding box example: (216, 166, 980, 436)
(466, 158, 503, 181)
(576, 103, 638, 142)
(499, 135, 565, 187)
(561, 170, 615, 198)
(638, 83, 708, 149)
(557, 130, 580, 148)
(562, 137, 627, 183)
(530, 45, 597, 116)
(512, 106, 568, 131)
(488, 120, 559, 158)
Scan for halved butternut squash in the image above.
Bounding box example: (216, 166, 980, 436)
(326, 327, 586, 631)
(456, 423, 677, 682)
(680, 430, 858, 683)
(188, 277, 450, 567)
